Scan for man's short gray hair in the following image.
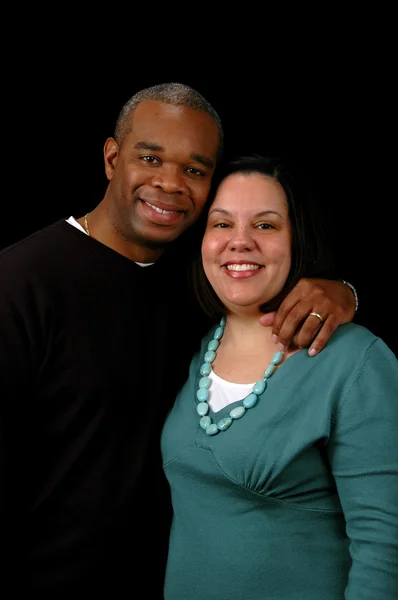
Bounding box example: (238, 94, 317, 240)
(114, 82, 224, 161)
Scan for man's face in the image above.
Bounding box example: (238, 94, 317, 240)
(104, 100, 220, 260)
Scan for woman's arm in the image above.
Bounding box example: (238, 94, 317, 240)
(327, 338, 398, 598)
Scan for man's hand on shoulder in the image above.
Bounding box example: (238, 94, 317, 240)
(259, 278, 357, 356)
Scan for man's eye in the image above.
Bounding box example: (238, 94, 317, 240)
(214, 222, 229, 228)
(141, 156, 160, 164)
(186, 167, 205, 176)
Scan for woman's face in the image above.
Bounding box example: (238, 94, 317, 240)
(202, 172, 292, 315)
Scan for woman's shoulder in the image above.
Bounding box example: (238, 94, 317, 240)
(317, 322, 396, 373)
(330, 322, 378, 346)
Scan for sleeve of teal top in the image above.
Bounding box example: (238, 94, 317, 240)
(327, 338, 398, 599)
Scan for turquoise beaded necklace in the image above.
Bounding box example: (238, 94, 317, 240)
(196, 316, 284, 436)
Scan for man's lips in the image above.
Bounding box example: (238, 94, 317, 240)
(141, 199, 186, 214)
(140, 199, 186, 227)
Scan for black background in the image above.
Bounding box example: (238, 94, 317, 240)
(2, 28, 396, 355)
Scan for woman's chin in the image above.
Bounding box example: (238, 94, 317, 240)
(225, 301, 266, 318)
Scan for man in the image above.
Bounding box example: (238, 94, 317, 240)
(0, 83, 356, 596)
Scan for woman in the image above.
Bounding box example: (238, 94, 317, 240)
(161, 154, 398, 599)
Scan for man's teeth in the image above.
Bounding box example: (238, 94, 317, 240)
(144, 201, 177, 215)
(226, 264, 260, 271)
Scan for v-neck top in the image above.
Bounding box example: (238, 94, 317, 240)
(161, 322, 398, 599)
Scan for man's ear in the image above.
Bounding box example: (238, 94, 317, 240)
(104, 137, 119, 181)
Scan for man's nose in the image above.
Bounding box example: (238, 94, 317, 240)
(151, 166, 188, 194)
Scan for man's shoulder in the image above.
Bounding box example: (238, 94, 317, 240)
(0, 219, 76, 264)
(0, 219, 85, 292)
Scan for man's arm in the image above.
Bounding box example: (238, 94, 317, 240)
(259, 278, 357, 356)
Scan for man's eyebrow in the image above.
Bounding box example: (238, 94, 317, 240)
(134, 141, 164, 152)
(134, 141, 215, 170)
(192, 154, 215, 170)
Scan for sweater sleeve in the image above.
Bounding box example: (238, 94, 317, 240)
(327, 338, 398, 599)
(0, 283, 44, 397)
(0, 268, 41, 581)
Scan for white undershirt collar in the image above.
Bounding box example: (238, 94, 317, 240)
(66, 216, 155, 267)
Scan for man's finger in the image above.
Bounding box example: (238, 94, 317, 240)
(259, 312, 276, 328)
(308, 317, 339, 356)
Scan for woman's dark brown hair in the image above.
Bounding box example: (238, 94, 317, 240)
(190, 153, 336, 321)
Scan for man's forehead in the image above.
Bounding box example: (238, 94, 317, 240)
(126, 101, 219, 165)
(131, 100, 215, 131)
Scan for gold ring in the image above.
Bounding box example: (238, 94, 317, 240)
(309, 312, 323, 323)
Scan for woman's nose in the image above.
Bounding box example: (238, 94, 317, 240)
(227, 228, 255, 251)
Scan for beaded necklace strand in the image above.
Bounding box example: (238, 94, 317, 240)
(196, 316, 284, 436)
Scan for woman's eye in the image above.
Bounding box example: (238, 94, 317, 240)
(257, 223, 274, 230)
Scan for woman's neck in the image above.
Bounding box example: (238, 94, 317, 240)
(212, 314, 278, 384)
(221, 313, 274, 352)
